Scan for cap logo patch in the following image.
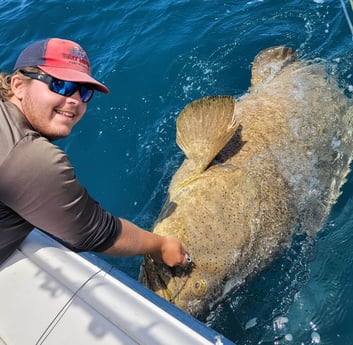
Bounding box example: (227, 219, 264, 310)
(62, 45, 90, 71)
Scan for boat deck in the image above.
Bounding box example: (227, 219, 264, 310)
(0, 230, 234, 345)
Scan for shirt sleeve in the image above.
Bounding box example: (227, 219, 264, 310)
(0, 134, 121, 252)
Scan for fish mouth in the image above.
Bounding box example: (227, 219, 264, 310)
(139, 255, 193, 303)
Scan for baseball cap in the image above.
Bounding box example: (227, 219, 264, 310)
(13, 38, 109, 94)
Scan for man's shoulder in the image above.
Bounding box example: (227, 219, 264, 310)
(0, 117, 72, 183)
(6, 134, 70, 172)
(0, 101, 39, 160)
(0, 101, 36, 133)
(0, 133, 74, 204)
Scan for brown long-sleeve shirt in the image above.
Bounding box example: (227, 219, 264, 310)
(0, 101, 121, 264)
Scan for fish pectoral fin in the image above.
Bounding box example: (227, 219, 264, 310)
(176, 95, 238, 173)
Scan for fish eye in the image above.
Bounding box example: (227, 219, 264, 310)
(192, 279, 208, 296)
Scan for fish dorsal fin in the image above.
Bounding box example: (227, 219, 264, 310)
(251, 46, 297, 86)
(176, 95, 238, 173)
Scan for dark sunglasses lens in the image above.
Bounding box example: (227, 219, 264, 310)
(80, 86, 94, 103)
(50, 79, 78, 97)
(49, 78, 94, 103)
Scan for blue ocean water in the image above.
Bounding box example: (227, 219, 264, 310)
(2, 0, 353, 344)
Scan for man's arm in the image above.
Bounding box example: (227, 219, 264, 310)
(1, 137, 187, 267)
(103, 218, 188, 267)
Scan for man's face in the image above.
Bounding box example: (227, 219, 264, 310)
(11, 73, 87, 140)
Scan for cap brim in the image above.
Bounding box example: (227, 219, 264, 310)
(38, 66, 109, 94)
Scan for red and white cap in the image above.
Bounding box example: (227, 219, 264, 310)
(14, 38, 109, 94)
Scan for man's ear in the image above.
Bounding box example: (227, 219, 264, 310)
(11, 74, 26, 100)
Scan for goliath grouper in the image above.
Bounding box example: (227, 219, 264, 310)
(139, 46, 353, 317)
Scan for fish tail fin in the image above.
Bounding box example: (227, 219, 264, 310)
(176, 95, 238, 172)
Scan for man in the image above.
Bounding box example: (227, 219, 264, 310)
(0, 38, 188, 267)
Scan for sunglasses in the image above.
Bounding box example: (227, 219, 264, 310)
(20, 70, 94, 103)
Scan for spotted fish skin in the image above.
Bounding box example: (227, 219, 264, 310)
(139, 46, 353, 317)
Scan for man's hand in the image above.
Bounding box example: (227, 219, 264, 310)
(149, 235, 188, 267)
